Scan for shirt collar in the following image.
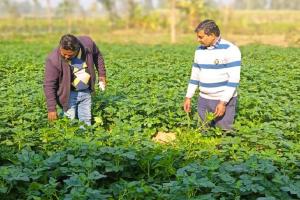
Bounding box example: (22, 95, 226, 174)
(77, 48, 82, 59)
(207, 36, 221, 50)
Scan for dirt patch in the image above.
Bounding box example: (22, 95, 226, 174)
(152, 132, 176, 144)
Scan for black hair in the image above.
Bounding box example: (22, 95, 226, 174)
(59, 34, 80, 51)
(194, 19, 220, 37)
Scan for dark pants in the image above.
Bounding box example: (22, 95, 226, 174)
(197, 96, 237, 130)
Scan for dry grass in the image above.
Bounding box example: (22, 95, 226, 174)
(152, 132, 176, 144)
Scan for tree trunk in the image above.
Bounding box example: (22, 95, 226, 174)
(170, 0, 176, 44)
(46, 0, 52, 33)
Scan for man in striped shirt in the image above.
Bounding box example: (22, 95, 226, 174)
(183, 19, 241, 130)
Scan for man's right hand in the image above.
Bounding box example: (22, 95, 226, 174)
(48, 111, 57, 121)
(183, 97, 191, 113)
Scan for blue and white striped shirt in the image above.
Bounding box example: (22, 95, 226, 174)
(186, 38, 241, 103)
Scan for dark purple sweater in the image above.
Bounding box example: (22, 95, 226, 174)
(43, 36, 106, 112)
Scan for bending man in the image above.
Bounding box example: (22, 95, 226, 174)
(44, 34, 106, 125)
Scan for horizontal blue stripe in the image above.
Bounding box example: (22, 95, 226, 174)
(199, 81, 227, 87)
(189, 80, 200, 85)
(193, 61, 241, 69)
(215, 44, 230, 49)
(190, 79, 239, 88)
(199, 81, 239, 88)
(196, 43, 230, 50)
(227, 82, 239, 87)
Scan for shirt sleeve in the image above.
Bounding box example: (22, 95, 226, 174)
(220, 47, 241, 102)
(186, 52, 200, 98)
(92, 41, 106, 78)
(43, 58, 59, 112)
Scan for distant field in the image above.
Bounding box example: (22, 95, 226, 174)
(220, 10, 300, 33)
(0, 39, 299, 199)
(0, 10, 299, 46)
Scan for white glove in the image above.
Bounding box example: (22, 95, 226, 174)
(99, 81, 106, 91)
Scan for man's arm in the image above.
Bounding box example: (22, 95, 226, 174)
(184, 56, 201, 112)
(214, 65, 240, 117)
(215, 47, 241, 117)
(183, 97, 192, 113)
(92, 41, 106, 84)
(220, 49, 241, 103)
(43, 58, 59, 120)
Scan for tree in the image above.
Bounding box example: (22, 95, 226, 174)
(97, 0, 118, 27)
(166, 0, 207, 43)
(143, 0, 154, 11)
(126, 0, 140, 28)
(1, 0, 20, 17)
(270, 0, 300, 10)
(31, 0, 41, 17)
(46, 0, 53, 33)
(177, 0, 205, 29)
(55, 0, 81, 33)
(232, 0, 300, 10)
(170, 0, 176, 43)
(233, 0, 267, 9)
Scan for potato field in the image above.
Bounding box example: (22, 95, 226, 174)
(0, 40, 299, 199)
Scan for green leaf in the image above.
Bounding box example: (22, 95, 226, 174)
(88, 171, 107, 180)
(64, 175, 83, 188)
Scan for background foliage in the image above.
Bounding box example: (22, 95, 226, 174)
(0, 0, 300, 46)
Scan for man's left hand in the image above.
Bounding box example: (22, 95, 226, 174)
(99, 76, 106, 85)
(214, 101, 226, 117)
(99, 76, 106, 91)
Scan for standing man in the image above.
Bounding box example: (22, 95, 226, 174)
(44, 34, 106, 125)
(183, 19, 241, 130)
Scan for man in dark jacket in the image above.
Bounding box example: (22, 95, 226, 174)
(44, 34, 106, 125)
